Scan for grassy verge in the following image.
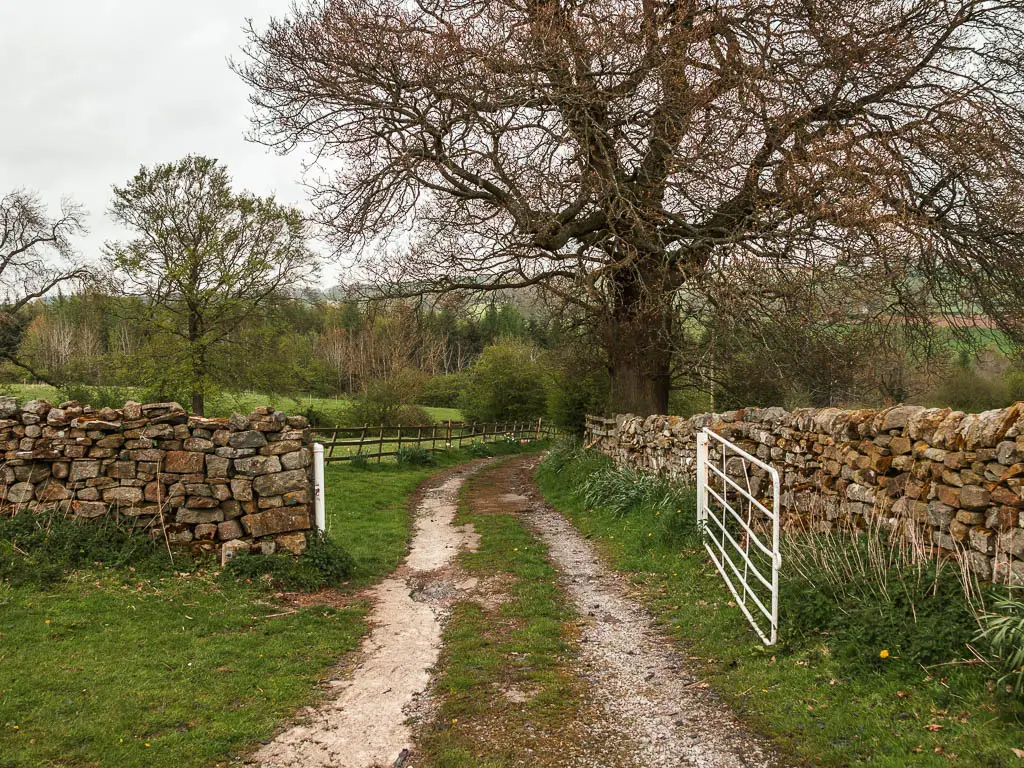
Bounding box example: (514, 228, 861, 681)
(0, 443, 534, 768)
(535, 444, 1024, 768)
(417, 457, 586, 768)
(0, 573, 365, 768)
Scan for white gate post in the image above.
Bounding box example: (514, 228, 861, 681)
(313, 442, 326, 533)
(696, 429, 709, 529)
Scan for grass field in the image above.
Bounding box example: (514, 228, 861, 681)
(0, 446, 534, 768)
(536, 446, 1024, 768)
(1, 384, 462, 425)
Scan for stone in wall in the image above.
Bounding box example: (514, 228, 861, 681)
(0, 398, 315, 555)
(586, 402, 1024, 582)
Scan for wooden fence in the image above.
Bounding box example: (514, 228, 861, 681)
(584, 414, 617, 436)
(312, 419, 560, 463)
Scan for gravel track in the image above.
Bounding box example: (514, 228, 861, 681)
(250, 462, 490, 768)
(507, 457, 785, 768)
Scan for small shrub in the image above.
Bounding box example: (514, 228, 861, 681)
(224, 532, 354, 591)
(395, 446, 435, 467)
(394, 404, 433, 426)
(459, 339, 547, 423)
(419, 373, 466, 408)
(346, 370, 430, 427)
(349, 453, 369, 469)
(546, 365, 608, 433)
(464, 441, 494, 458)
(296, 404, 332, 428)
(977, 592, 1024, 695)
(302, 531, 356, 584)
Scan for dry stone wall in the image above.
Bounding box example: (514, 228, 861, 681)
(586, 404, 1024, 583)
(0, 397, 315, 554)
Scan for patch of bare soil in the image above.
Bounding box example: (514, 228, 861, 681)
(503, 456, 787, 768)
(249, 460, 494, 768)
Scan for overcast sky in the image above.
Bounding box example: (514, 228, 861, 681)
(0, 0, 336, 281)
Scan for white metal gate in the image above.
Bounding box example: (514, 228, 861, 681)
(696, 427, 781, 645)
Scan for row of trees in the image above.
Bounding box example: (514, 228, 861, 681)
(3, 156, 581, 418)
(2, 157, 319, 414)
(10, 288, 558, 408)
(2, 158, 1016, 428)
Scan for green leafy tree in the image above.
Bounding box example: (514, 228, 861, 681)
(459, 339, 547, 423)
(104, 156, 318, 414)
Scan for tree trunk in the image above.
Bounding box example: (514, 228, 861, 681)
(607, 332, 672, 415)
(188, 312, 205, 416)
(602, 259, 676, 416)
(605, 300, 673, 415)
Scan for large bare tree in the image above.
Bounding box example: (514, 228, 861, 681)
(237, 0, 1024, 414)
(0, 190, 88, 382)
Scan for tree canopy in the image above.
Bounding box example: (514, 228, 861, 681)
(104, 156, 319, 414)
(238, 0, 1024, 414)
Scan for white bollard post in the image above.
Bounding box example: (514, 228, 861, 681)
(696, 429, 709, 531)
(313, 442, 326, 533)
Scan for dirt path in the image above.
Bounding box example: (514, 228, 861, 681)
(500, 456, 784, 768)
(252, 462, 489, 768)
(253, 455, 782, 768)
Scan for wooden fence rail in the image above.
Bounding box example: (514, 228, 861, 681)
(312, 418, 560, 463)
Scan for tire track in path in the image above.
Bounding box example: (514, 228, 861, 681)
(251, 461, 490, 768)
(504, 456, 785, 768)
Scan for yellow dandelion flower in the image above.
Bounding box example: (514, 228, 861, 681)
(879, 649, 890, 659)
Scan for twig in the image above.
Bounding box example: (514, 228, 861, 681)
(259, 610, 299, 619)
(155, 466, 175, 566)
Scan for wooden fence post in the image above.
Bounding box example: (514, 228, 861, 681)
(377, 424, 385, 463)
